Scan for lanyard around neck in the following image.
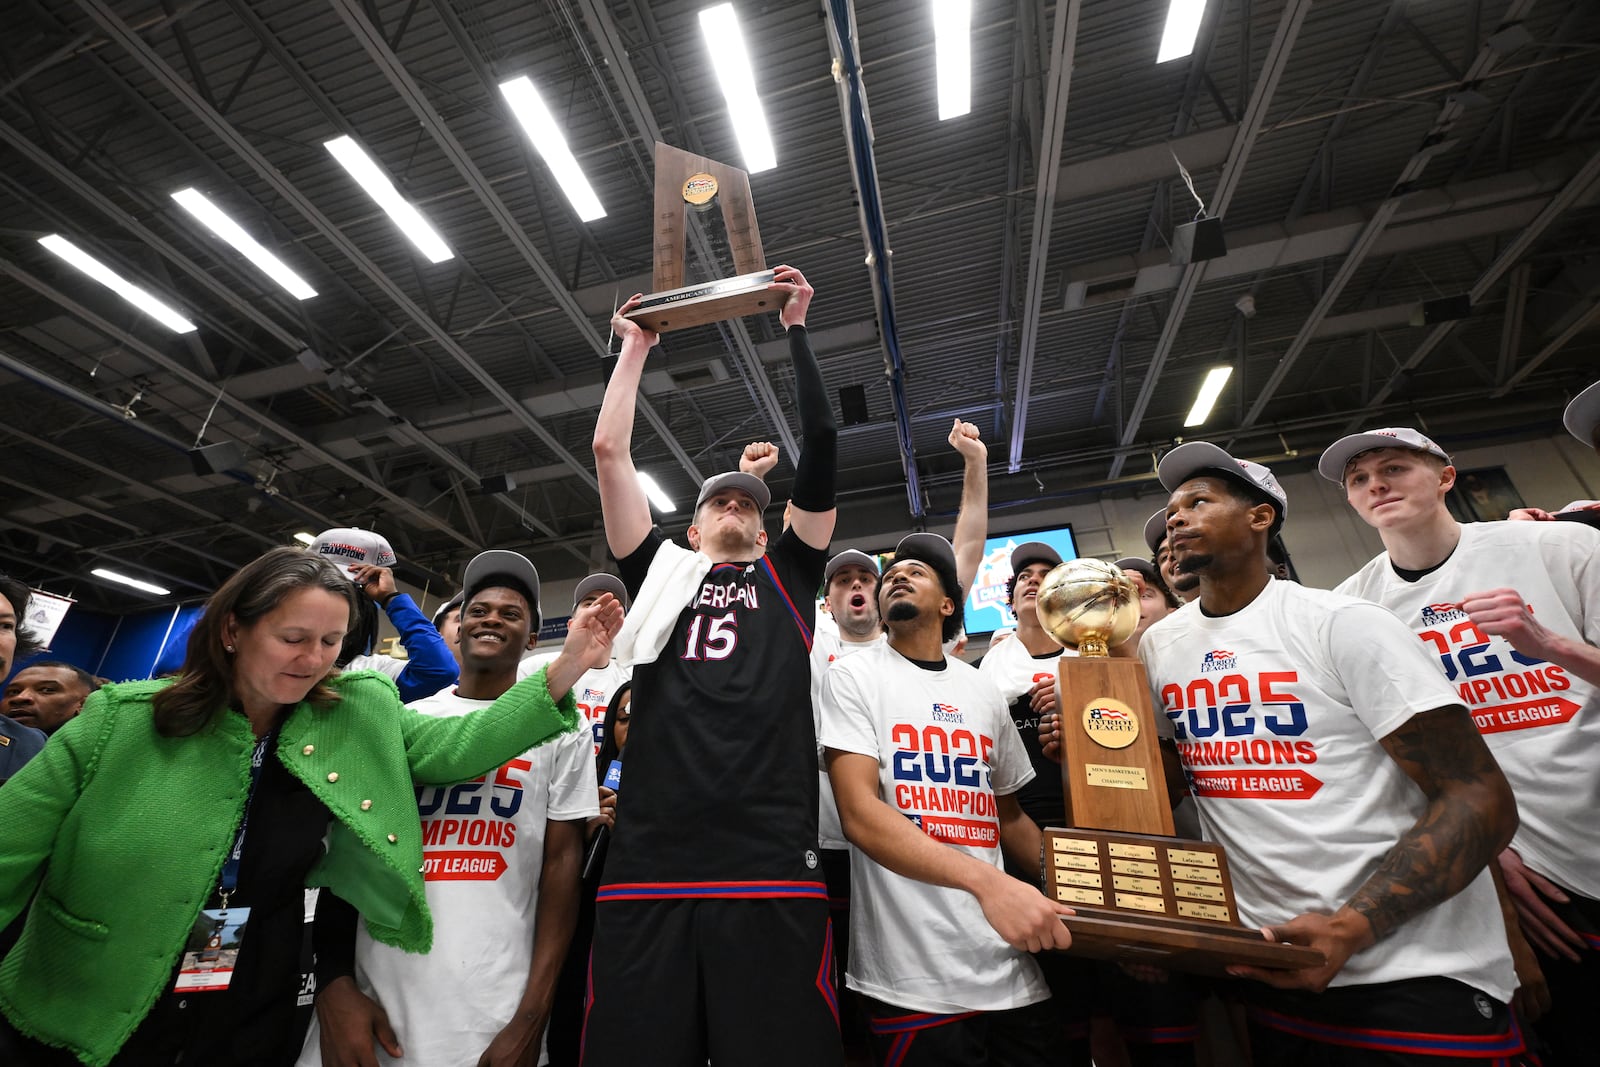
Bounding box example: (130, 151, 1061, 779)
(218, 729, 274, 909)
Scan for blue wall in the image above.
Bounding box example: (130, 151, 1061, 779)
(10, 602, 205, 684)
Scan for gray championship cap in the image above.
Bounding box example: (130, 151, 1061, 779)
(461, 550, 542, 632)
(1009, 541, 1062, 575)
(573, 572, 629, 611)
(693, 471, 772, 513)
(308, 527, 397, 574)
(1157, 441, 1288, 523)
(1317, 427, 1451, 484)
(1143, 508, 1169, 554)
(1563, 380, 1600, 449)
(824, 549, 880, 586)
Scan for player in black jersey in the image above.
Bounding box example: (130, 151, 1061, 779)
(584, 265, 840, 1066)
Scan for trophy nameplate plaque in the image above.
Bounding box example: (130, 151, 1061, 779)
(1037, 559, 1324, 975)
(624, 143, 782, 334)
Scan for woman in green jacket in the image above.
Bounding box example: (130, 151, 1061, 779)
(0, 547, 620, 1067)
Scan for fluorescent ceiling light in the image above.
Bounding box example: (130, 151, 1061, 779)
(1183, 365, 1233, 427)
(37, 235, 197, 334)
(91, 567, 171, 597)
(171, 188, 317, 300)
(932, 0, 972, 120)
(499, 76, 606, 222)
(697, 4, 777, 173)
(293, 532, 317, 546)
(1157, 0, 1208, 63)
(637, 471, 676, 513)
(323, 135, 454, 263)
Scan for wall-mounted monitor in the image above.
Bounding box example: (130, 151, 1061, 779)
(962, 525, 1078, 637)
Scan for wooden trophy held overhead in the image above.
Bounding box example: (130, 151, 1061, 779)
(1036, 558, 1323, 976)
(623, 143, 782, 334)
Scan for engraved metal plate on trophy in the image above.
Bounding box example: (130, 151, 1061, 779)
(623, 143, 782, 334)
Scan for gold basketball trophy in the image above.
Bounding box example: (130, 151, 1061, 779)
(623, 143, 782, 334)
(1037, 559, 1322, 974)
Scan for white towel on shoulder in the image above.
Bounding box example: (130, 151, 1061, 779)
(611, 539, 713, 667)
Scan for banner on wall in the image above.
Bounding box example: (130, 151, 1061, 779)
(25, 589, 74, 650)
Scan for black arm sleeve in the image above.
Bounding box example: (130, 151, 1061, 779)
(311, 890, 359, 992)
(787, 325, 837, 513)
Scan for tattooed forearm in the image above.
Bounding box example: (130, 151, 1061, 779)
(1346, 706, 1516, 943)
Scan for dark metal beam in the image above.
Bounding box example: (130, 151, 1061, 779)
(1007, 0, 1080, 472)
(1496, 262, 1531, 385)
(1494, 281, 1600, 396)
(823, 0, 922, 516)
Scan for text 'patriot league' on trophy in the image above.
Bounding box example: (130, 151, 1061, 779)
(622, 142, 785, 334)
(1036, 558, 1323, 975)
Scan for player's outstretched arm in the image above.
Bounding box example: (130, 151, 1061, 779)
(592, 297, 659, 559)
(948, 419, 988, 596)
(770, 265, 837, 551)
(1232, 704, 1516, 992)
(827, 749, 1072, 954)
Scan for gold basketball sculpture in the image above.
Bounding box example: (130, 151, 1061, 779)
(1036, 558, 1140, 657)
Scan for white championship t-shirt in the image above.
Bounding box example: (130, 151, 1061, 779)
(810, 627, 887, 849)
(331, 689, 597, 1067)
(977, 630, 1069, 705)
(819, 641, 1050, 1014)
(347, 652, 405, 679)
(521, 654, 632, 757)
(1337, 520, 1600, 898)
(1139, 579, 1515, 1002)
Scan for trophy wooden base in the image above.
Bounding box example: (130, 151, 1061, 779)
(1045, 828, 1323, 976)
(624, 269, 779, 333)
(1061, 914, 1323, 976)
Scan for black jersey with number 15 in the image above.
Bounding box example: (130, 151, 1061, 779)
(602, 526, 828, 896)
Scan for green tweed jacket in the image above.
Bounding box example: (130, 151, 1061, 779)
(0, 668, 577, 1067)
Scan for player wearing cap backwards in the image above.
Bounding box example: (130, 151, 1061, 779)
(308, 527, 458, 702)
(1507, 380, 1600, 528)
(522, 573, 633, 757)
(1323, 426, 1600, 1060)
(1140, 441, 1521, 1063)
(821, 533, 1075, 1066)
(585, 267, 840, 1065)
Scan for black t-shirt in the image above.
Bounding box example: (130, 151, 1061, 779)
(604, 527, 827, 892)
(978, 647, 1067, 830)
(117, 744, 332, 1065)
